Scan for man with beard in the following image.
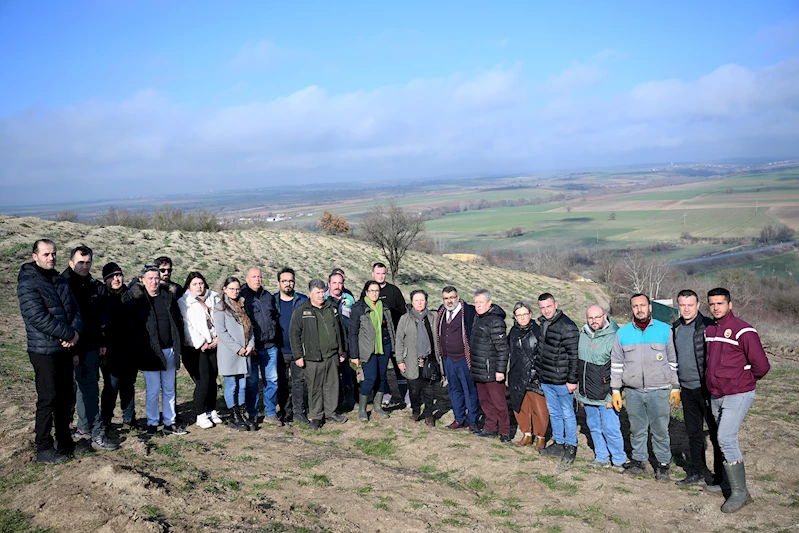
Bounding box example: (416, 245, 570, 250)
(154, 256, 183, 298)
(273, 267, 307, 423)
(327, 271, 356, 411)
(611, 293, 680, 481)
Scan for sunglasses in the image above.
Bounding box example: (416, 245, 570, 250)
(159, 268, 173, 273)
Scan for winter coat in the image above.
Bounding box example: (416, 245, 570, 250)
(535, 310, 579, 385)
(360, 282, 406, 328)
(671, 312, 713, 387)
(395, 305, 444, 382)
(61, 267, 105, 352)
(125, 283, 183, 371)
(508, 321, 543, 413)
(274, 291, 308, 357)
(469, 305, 510, 383)
(288, 298, 346, 363)
(240, 285, 276, 350)
(17, 262, 83, 356)
(348, 299, 396, 364)
(610, 319, 678, 392)
(101, 284, 135, 371)
(705, 311, 770, 398)
(178, 290, 222, 349)
(213, 297, 254, 376)
(577, 318, 619, 405)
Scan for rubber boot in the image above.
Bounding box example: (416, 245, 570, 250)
(721, 461, 753, 513)
(358, 394, 369, 422)
(705, 467, 729, 496)
(373, 392, 390, 418)
(342, 385, 356, 412)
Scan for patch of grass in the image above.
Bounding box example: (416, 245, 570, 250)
(440, 517, 466, 527)
(353, 437, 397, 458)
(754, 474, 775, 481)
(0, 242, 29, 259)
(447, 443, 470, 449)
(467, 476, 488, 491)
(474, 491, 498, 507)
(536, 474, 578, 495)
(0, 464, 44, 493)
(0, 508, 55, 532)
(300, 458, 324, 469)
(519, 455, 538, 462)
(408, 499, 425, 509)
(235, 454, 257, 462)
(546, 526, 563, 533)
(502, 496, 522, 510)
(540, 506, 581, 518)
(154, 442, 180, 457)
(141, 504, 162, 519)
(252, 479, 285, 491)
(374, 502, 390, 511)
(571, 476, 586, 481)
(355, 484, 373, 494)
(489, 508, 513, 517)
(310, 474, 331, 487)
(787, 494, 799, 508)
(442, 499, 459, 507)
(498, 520, 523, 532)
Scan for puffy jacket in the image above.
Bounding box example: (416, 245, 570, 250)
(101, 284, 134, 371)
(240, 285, 276, 350)
(671, 312, 713, 386)
(535, 310, 579, 385)
(17, 262, 83, 355)
(508, 321, 542, 413)
(289, 298, 346, 363)
(395, 306, 444, 382)
(125, 283, 183, 371)
(348, 299, 395, 364)
(469, 305, 510, 383)
(705, 311, 770, 398)
(577, 318, 619, 405)
(61, 267, 105, 352)
(610, 319, 678, 392)
(178, 290, 222, 349)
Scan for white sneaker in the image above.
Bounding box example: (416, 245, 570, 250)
(209, 410, 223, 424)
(195, 413, 214, 429)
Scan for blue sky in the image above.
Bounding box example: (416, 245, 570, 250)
(1, 1, 798, 205)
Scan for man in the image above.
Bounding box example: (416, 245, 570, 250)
(703, 287, 770, 513)
(240, 267, 279, 424)
(289, 279, 348, 429)
(62, 245, 117, 451)
(18, 239, 82, 463)
(154, 256, 183, 298)
(99, 262, 138, 430)
(273, 267, 308, 423)
(327, 271, 356, 411)
(469, 289, 511, 443)
(672, 289, 723, 486)
(535, 293, 580, 469)
(611, 293, 680, 481)
(577, 305, 627, 472)
(361, 262, 407, 409)
(330, 267, 354, 298)
(127, 264, 186, 436)
(435, 286, 479, 431)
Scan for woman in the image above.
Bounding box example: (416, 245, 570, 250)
(508, 301, 549, 448)
(179, 272, 222, 429)
(349, 280, 396, 422)
(213, 276, 255, 431)
(395, 290, 445, 426)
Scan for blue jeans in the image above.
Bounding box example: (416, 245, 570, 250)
(625, 388, 671, 464)
(542, 383, 577, 446)
(361, 353, 390, 396)
(584, 403, 627, 465)
(74, 349, 103, 437)
(443, 357, 479, 426)
(711, 390, 755, 464)
(246, 346, 279, 417)
(223, 375, 246, 408)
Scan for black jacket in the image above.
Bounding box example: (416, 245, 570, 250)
(125, 283, 183, 371)
(535, 310, 579, 385)
(469, 305, 510, 383)
(671, 311, 713, 386)
(101, 284, 134, 370)
(289, 299, 346, 362)
(240, 285, 276, 350)
(61, 267, 106, 352)
(17, 262, 83, 356)
(508, 321, 543, 412)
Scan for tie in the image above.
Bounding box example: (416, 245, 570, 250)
(447, 310, 453, 324)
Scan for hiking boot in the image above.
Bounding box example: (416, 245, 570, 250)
(475, 430, 498, 439)
(146, 425, 159, 437)
(499, 434, 513, 443)
(327, 413, 348, 424)
(293, 413, 310, 425)
(539, 441, 565, 457)
(309, 419, 323, 430)
(516, 435, 533, 447)
(655, 463, 671, 482)
(587, 460, 610, 469)
(358, 394, 369, 422)
(676, 473, 707, 486)
(162, 423, 188, 436)
(372, 392, 390, 418)
(410, 412, 421, 422)
(425, 417, 435, 427)
(609, 463, 626, 473)
(721, 461, 753, 513)
(36, 448, 68, 464)
(195, 413, 214, 429)
(227, 406, 249, 431)
(623, 459, 647, 475)
(446, 421, 465, 430)
(558, 445, 577, 471)
(91, 433, 119, 451)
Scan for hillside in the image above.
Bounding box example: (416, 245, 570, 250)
(1, 216, 798, 533)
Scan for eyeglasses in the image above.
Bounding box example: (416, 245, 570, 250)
(225, 287, 241, 292)
(514, 312, 531, 318)
(366, 289, 380, 294)
(587, 315, 605, 322)
(280, 279, 295, 283)
(159, 268, 173, 273)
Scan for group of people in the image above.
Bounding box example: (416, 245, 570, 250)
(18, 239, 770, 514)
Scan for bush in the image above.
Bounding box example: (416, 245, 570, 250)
(760, 223, 795, 244)
(318, 211, 350, 235)
(52, 210, 80, 222)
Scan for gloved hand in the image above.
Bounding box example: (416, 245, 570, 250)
(669, 390, 681, 409)
(612, 391, 623, 412)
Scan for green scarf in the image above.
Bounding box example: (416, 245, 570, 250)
(366, 298, 384, 355)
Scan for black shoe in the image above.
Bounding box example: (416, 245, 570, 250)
(309, 419, 323, 430)
(499, 434, 513, 443)
(162, 424, 188, 436)
(558, 445, 577, 471)
(476, 430, 499, 439)
(677, 473, 706, 486)
(539, 442, 565, 457)
(146, 425, 159, 437)
(124, 418, 139, 430)
(91, 433, 119, 451)
(293, 413, 310, 425)
(623, 459, 646, 475)
(655, 463, 670, 482)
(36, 448, 68, 464)
(327, 413, 348, 424)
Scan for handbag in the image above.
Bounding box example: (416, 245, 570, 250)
(422, 355, 440, 381)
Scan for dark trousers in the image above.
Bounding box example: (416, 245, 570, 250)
(290, 358, 308, 417)
(682, 386, 723, 476)
(305, 356, 340, 421)
(193, 347, 218, 415)
(408, 377, 440, 418)
(361, 353, 390, 396)
(443, 357, 479, 426)
(387, 355, 407, 402)
(30, 352, 74, 452)
(277, 353, 292, 417)
(100, 359, 138, 424)
(476, 381, 510, 436)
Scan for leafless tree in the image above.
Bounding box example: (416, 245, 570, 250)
(361, 200, 425, 281)
(617, 251, 672, 300)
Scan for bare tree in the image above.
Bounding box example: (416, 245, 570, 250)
(361, 200, 425, 281)
(616, 251, 672, 300)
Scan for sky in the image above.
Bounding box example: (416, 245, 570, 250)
(1, 1, 798, 206)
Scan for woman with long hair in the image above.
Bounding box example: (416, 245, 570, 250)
(178, 272, 222, 429)
(213, 276, 255, 431)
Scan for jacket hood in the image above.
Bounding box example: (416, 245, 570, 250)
(18, 261, 57, 282)
(480, 304, 506, 319)
(581, 317, 619, 338)
(61, 266, 99, 287)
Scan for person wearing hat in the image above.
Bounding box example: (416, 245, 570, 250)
(99, 262, 139, 430)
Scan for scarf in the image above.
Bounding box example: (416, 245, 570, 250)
(196, 289, 215, 337)
(411, 308, 431, 359)
(366, 298, 384, 355)
(227, 296, 252, 343)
